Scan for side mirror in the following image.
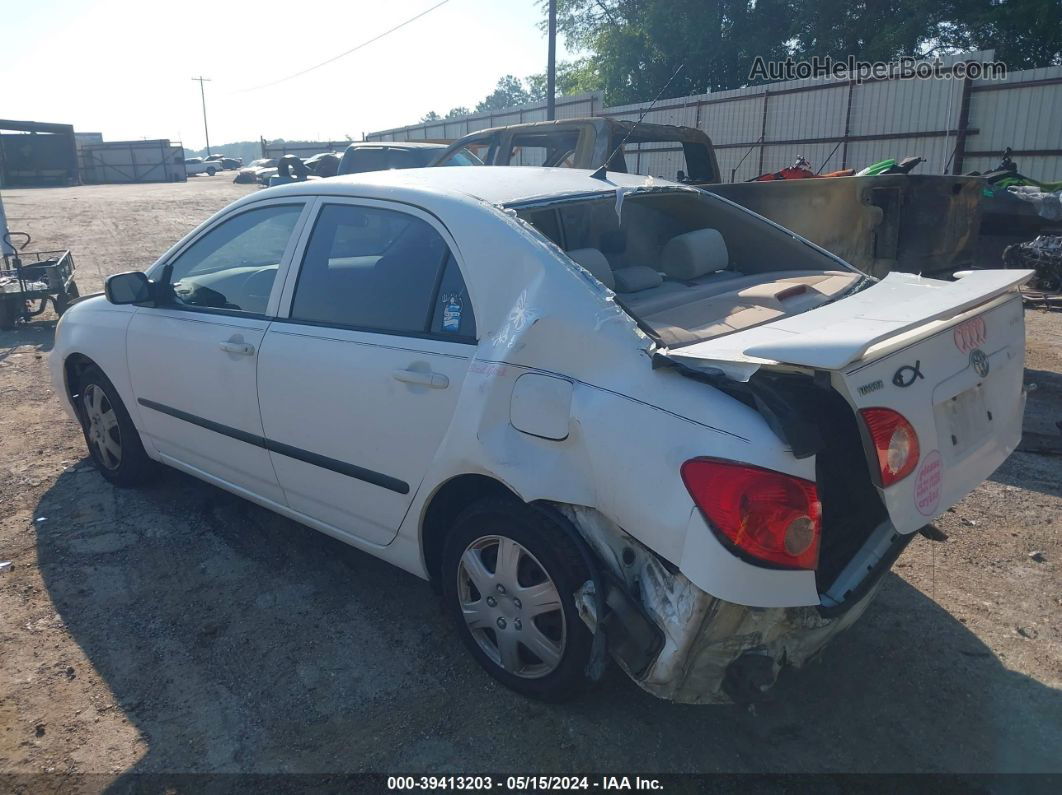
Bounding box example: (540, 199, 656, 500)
(105, 271, 153, 305)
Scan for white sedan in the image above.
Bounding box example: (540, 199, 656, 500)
(51, 167, 1030, 703)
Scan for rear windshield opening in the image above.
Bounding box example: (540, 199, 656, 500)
(515, 190, 866, 347)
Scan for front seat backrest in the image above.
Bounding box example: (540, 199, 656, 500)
(660, 228, 728, 281)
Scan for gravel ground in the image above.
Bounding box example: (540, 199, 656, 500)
(0, 178, 1059, 777)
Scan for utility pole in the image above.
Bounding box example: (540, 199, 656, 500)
(191, 76, 212, 155)
(546, 0, 557, 120)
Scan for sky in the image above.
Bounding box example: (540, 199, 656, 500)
(1, 0, 576, 149)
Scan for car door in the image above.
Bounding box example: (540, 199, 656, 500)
(256, 198, 477, 545)
(127, 199, 310, 504)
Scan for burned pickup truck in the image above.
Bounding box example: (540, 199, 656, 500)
(431, 118, 982, 279)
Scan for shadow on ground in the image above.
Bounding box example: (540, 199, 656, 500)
(33, 463, 1061, 777)
(989, 368, 1062, 498)
(0, 320, 56, 363)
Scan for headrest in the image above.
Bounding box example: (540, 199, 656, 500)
(612, 266, 663, 293)
(567, 248, 614, 290)
(660, 228, 728, 280)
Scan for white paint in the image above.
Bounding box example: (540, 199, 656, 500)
(510, 373, 573, 441)
(49, 167, 1030, 701)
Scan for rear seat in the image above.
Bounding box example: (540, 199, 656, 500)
(564, 229, 858, 344)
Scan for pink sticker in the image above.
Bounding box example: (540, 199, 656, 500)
(469, 362, 508, 378)
(914, 450, 943, 516)
(953, 316, 987, 353)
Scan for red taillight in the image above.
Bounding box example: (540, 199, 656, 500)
(680, 459, 821, 570)
(860, 408, 920, 487)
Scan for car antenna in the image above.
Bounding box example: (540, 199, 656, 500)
(591, 63, 686, 181)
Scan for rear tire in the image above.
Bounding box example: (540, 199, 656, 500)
(0, 298, 16, 330)
(441, 498, 594, 701)
(206, 166, 216, 176)
(54, 281, 79, 317)
(76, 365, 158, 487)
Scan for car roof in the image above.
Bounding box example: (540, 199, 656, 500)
(261, 166, 676, 207)
(343, 141, 447, 150)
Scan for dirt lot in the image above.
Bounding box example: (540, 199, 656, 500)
(0, 178, 1059, 777)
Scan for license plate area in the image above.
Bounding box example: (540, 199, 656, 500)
(935, 382, 993, 462)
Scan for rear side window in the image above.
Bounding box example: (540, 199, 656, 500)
(291, 204, 475, 339)
(338, 147, 390, 175)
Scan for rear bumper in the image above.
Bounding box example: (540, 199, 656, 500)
(632, 565, 887, 704)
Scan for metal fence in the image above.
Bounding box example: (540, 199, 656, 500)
(365, 52, 1062, 184)
(79, 140, 186, 184)
(260, 140, 353, 160)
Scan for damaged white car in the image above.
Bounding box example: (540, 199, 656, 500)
(50, 168, 1030, 703)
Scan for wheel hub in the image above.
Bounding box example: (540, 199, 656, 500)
(81, 384, 122, 470)
(456, 534, 566, 679)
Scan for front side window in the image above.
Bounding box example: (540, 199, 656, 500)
(291, 204, 475, 338)
(165, 204, 303, 315)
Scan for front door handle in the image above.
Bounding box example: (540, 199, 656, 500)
(392, 368, 449, 389)
(219, 340, 255, 356)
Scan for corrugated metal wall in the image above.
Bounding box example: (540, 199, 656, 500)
(366, 93, 602, 142)
(79, 140, 186, 184)
(366, 52, 1062, 184)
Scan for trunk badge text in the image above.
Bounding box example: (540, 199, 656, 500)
(858, 379, 884, 396)
(892, 361, 924, 388)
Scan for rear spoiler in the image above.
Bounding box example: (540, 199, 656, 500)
(668, 270, 1034, 373)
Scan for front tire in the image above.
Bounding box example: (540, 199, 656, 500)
(442, 498, 594, 701)
(76, 365, 158, 487)
(206, 166, 216, 176)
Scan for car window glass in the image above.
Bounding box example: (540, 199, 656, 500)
(439, 138, 492, 166)
(292, 204, 469, 336)
(429, 254, 477, 338)
(339, 147, 390, 174)
(438, 147, 484, 167)
(507, 132, 580, 167)
(165, 204, 302, 315)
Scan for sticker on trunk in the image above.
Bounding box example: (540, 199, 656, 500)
(892, 361, 924, 388)
(953, 316, 987, 353)
(914, 450, 943, 516)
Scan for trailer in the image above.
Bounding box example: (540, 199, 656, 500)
(0, 231, 79, 330)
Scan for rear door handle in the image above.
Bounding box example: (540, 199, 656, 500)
(392, 368, 449, 389)
(219, 341, 255, 355)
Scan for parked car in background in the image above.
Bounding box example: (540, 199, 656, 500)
(304, 152, 341, 178)
(205, 154, 244, 170)
(434, 118, 983, 278)
(52, 167, 1030, 704)
(255, 162, 288, 186)
(233, 158, 278, 184)
(183, 157, 219, 176)
(336, 141, 481, 176)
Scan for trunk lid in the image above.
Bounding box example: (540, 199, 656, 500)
(668, 269, 1033, 534)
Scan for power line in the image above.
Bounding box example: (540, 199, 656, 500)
(236, 0, 452, 93)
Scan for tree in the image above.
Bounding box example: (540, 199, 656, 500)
(936, 0, 1062, 69)
(550, 0, 1062, 104)
(475, 75, 532, 112)
(445, 106, 471, 118)
(525, 58, 604, 100)
(551, 0, 796, 104)
(420, 111, 441, 122)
